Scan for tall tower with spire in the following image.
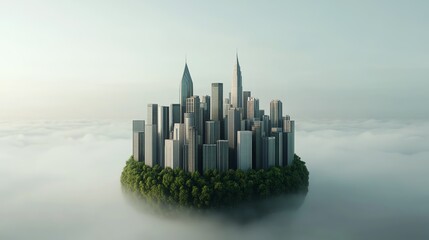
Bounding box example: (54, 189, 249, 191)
(231, 53, 243, 109)
(180, 62, 193, 123)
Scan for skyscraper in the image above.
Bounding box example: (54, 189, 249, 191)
(262, 136, 275, 169)
(231, 54, 243, 108)
(270, 99, 283, 128)
(132, 120, 145, 162)
(237, 131, 252, 170)
(180, 63, 193, 123)
(283, 120, 295, 166)
(251, 121, 263, 169)
(217, 140, 229, 172)
(262, 115, 271, 137)
(272, 127, 283, 167)
(186, 96, 201, 136)
(158, 106, 169, 168)
(228, 107, 241, 169)
(147, 104, 158, 125)
(242, 91, 251, 120)
(283, 115, 291, 132)
(144, 124, 157, 167)
(165, 139, 180, 169)
(169, 104, 180, 134)
(200, 95, 210, 123)
(187, 127, 198, 172)
(223, 98, 231, 118)
(211, 83, 223, 121)
(247, 97, 260, 120)
(202, 144, 217, 172)
(267, 137, 276, 167)
(184, 112, 195, 143)
(173, 123, 185, 169)
(205, 121, 220, 144)
(133, 131, 145, 162)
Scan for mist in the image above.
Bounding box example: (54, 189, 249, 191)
(1, 119, 428, 239)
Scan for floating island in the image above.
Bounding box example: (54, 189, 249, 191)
(121, 154, 308, 209)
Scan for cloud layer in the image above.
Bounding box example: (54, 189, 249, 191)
(1, 119, 428, 240)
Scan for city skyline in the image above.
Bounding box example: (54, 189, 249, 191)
(133, 55, 295, 172)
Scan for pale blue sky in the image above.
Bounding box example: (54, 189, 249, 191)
(1, 0, 428, 120)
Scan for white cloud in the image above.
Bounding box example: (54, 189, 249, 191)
(0, 119, 428, 240)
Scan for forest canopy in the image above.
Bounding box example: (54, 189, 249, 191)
(121, 154, 309, 209)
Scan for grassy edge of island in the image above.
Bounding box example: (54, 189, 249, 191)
(121, 154, 309, 209)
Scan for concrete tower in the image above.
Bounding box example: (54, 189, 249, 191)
(180, 63, 193, 123)
(247, 97, 260, 120)
(217, 140, 229, 172)
(231, 54, 243, 108)
(158, 106, 169, 168)
(242, 91, 251, 120)
(211, 83, 223, 121)
(270, 99, 283, 128)
(227, 107, 241, 169)
(132, 120, 145, 162)
(169, 104, 180, 135)
(237, 131, 252, 171)
(186, 96, 201, 136)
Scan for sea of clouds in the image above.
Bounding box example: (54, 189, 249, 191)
(0, 119, 428, 240)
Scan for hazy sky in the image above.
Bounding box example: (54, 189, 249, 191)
(1, 1, 428, 120)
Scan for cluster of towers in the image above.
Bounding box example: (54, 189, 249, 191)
(132, 55, 295, 173)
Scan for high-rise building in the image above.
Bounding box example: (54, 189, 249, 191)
(132, 120, 145, 162)
(187, 127, 198, 172)
(251, 121, 263, 169)
(169, 104, 180, 135)
(205, 121, 220, 144)
(211, 83, 223, 121)
(202, 144, 217, 172)
(271, 127, 283, 167)
(270, 100, 283, 128)
(173, 123, 185, 169)
(240, 119, 249, 131)
(144, 124, 157, 167)
(223, 115, 228, 140)
(283, 120, 295, 166)
(133, 131, 145, 162)
(201, 95, 210, 123)
(282, 115, 291, 132)
(227, 108, 241, 169)
(217, 140, 229, 172)
(180, 63, 193, 123)
(267, 137, 276, 167)
(183, 144, 189, 171)
(237, 131, 252, 171)
(223, 98, 231, 118)
(147, 104, 158, 125)
(262, 115, 271, 137)
(247, 97, 260, 120)
(199, 104, 205, 144)
(186, 96, 201, 136)
(184, 112, 195, 143)
(165, 139, 180, 169)
(158, 106, 169, 167)
(231, 54, 243, 108)
(133, 120, 145, 132)
(262, 136, 275, 169)
(242, 91, 251, 120)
